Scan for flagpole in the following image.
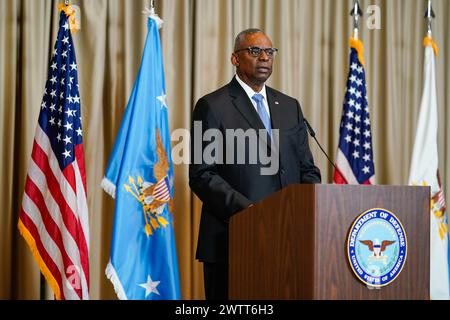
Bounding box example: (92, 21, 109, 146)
(350, 0, 363, 40)
(425, 0, 435, 39)
(150, 0, 155, 14)
(40, 276, 46, 300)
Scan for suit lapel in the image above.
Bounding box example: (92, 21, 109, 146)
(228, 78, 266, 132)
(228, 79, 283, 132)
(266, 87, 282, 131)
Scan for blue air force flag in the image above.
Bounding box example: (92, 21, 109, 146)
(101, 14, 181, 300)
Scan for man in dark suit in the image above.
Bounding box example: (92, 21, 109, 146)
(189, 29, 321, 300)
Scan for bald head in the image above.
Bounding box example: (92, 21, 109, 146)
(234, 28, 265, 52)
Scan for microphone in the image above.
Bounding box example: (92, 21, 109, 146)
(303, 118, 338, 171)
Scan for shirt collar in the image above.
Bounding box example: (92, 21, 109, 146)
(235, 74, 268, 102)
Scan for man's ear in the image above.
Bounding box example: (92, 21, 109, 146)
(231, 53, 239, 67)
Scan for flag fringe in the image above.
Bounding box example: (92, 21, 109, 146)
(17, 218, 62, 300)
(101, 177, 116, 199)
(105, 261, 128, 300)
(423, 37, 439, 57)
(349, 37, 365, 67)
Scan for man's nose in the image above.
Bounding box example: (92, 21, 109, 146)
(258, 50, 270, 61)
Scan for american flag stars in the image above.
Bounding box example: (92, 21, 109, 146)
(39, 18, 83, 170)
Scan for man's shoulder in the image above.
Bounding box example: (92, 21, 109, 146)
(194, 84, 236, 118)
(192, 82, 234, 119)
(198, 82, 232, 105)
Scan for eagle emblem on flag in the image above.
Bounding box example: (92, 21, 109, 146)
(124, 129, 174, 237)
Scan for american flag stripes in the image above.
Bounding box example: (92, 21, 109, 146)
(154, 177, 171, 202)
(17, 10, 89, 300)
(334, 39, 375, 185)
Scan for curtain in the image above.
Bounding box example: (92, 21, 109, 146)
(1, 0, 449, 300)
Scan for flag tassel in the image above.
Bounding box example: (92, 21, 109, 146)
(101, 177, 116, 199)
(18, 219, 62, 300)
(105, 261, 128, 300)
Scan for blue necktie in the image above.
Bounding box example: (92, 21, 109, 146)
(252, 93, 272, 137)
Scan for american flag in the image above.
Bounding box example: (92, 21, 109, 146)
(17, 11, 89, 300)
(153, 177, 171, 202)
(334, 39, 375, 185)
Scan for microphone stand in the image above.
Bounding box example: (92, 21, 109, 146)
(303, 118, 338, 171)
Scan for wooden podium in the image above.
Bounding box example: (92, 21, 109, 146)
(229, 184, 430, 300)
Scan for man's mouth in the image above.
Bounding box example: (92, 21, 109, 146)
(256, 67, 270, 73)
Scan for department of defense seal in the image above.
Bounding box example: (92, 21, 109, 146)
(347, 208, 408, 287)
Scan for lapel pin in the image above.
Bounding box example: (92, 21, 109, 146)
(275, 101, 279, 105)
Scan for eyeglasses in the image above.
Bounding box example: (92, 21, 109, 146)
(234, 47, 279, 58)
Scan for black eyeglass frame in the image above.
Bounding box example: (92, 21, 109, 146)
(234, 46, 279, 58)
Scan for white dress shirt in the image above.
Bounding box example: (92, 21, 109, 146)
(235, 74, 271, 119)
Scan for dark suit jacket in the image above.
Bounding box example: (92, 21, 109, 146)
(189, 77, 321, 263)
